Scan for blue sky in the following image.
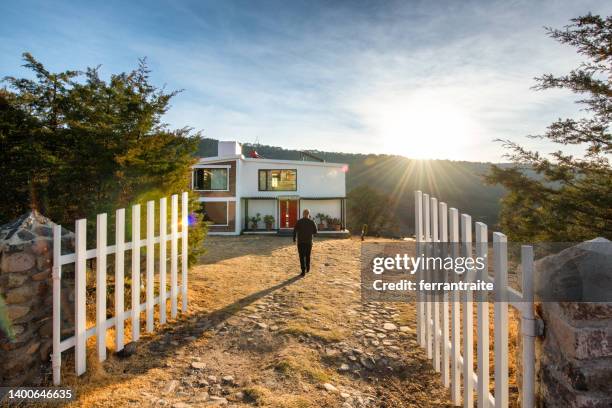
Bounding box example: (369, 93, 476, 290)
(1, 0, 610, 161)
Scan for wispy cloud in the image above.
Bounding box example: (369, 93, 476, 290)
(1, 0, 610, 160)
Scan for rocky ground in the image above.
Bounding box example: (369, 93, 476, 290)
(60, 236, 451, 407)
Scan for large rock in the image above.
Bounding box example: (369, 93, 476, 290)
(534, 238, 612, 303)
(7, 304, 30, 320)
(6, 285, 34, 304)
(1, 252, 35, 273)
(7, 273, 28, 288)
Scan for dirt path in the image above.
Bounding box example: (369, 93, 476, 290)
(65, 236, 452, 407)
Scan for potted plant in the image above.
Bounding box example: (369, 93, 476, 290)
(263, 214, 275, 230)
(329, 217, 342, 231)
(325, 215, 333, 230)
(249, 213, 261, 230)
(315, 213, 327, 230)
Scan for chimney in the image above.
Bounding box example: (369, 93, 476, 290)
(218, 141, 242, 157)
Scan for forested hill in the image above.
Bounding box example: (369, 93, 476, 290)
(196, 138, 508, 235)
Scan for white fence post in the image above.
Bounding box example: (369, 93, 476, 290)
(52, 224, 62, 385)
(424, 193, 430, 241)
(461, 214, 474, 408)
(74, 219, 87, 376)
(475, 222, 490, 408)
(415, 191, 424, 347)
(521, 246, 535, 408)
(96, 213, 108, 361)
(171, 194, 178, 318)
(449, 208, 461, 406)
(494, 232, 509, 408)
(146, 201, 155, 332)
(131, 204, 141, 341)
(432, 197, 439, 242)
(159, 197, 167, 324)
(424, 194, 431, 355)
(432, 196, 440, 373)
(115, 208, 125, 351)
(181, 192, 188, 313)
(439, 202, 450, 388)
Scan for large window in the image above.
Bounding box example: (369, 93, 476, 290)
(258, 169, 297, 191)
(201, 202, 228, 225)
(193, 168, 229, 191)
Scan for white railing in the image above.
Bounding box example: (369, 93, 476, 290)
(51, 192, 190, 385)
(415, 191, 536, 408)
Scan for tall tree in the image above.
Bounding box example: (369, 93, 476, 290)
(486, 14, 612, 242)
(347, 185, 398, 236)
(1, 54, 205, 262)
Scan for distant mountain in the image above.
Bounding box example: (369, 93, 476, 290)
(196, 138, 508, 235)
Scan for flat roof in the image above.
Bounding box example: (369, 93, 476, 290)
(195, 155, 348, 168)
(242, 196, 346, 200)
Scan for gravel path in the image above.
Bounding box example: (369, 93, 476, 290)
(64, 236, 452, 407)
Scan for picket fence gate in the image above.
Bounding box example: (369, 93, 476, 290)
(414, 191, 537, 408)
(51, 192, 190, 385)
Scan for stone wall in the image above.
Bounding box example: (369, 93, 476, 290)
(0, 211, 74, 386)
(534, 239, 612, 407)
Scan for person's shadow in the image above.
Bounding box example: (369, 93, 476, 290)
(55, 274, 303, 388)
(140, 274, 303, 357)
(188, 274, 302, 327)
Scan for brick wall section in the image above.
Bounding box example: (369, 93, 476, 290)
(0, 211, 74, 386)
(207, 201, 236, 233)
(534, 239, 612, 407)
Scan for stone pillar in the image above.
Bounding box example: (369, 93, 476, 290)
(534, 239, 612, 407)
(0, 211, 74, 386)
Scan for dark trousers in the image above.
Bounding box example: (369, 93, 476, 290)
(297, 243, 313, 272)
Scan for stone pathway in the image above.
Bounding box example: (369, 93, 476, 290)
(65, 236, 451, 407)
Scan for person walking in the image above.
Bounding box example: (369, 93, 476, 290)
(293, 208, 318, 277)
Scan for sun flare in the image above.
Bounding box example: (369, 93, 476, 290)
(365, 93, 482, 160)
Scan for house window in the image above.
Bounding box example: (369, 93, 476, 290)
(193, 168, 228, 191)
(258, 169, 297, 191)
(201, 202, 228, 225)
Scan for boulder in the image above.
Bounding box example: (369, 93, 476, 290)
(535, 238, 612, 303)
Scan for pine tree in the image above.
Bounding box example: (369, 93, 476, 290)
(347, 185, 398, 236)
(486, 14, 612, 242)
(1, 54, 206, 262)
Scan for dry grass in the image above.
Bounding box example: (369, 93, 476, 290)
(280, 322, 347, 344)
(43, 235, 461, 407)
(242, 385, 315, 407)
(455, 302, 521, 406)
(271, 345, 333, 384)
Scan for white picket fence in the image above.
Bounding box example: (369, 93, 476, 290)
(51, 192, 190, 385)
(414, 191, 537, 408)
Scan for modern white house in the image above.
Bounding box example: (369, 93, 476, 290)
(192, 141, 349, 236)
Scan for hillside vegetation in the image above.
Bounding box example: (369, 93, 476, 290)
(197, 138, 507, 235)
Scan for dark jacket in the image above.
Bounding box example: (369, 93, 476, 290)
(293, 217, 318, 244)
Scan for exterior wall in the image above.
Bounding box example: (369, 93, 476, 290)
(300, 199, 341, 221)
(218, 141, 241, 157)
(193, 160, 237, 198)
(245, 199, 276, 229)
(240, 159, 346, 198)
(534, 239, 612, 407)
(207, 201, 236, 233)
